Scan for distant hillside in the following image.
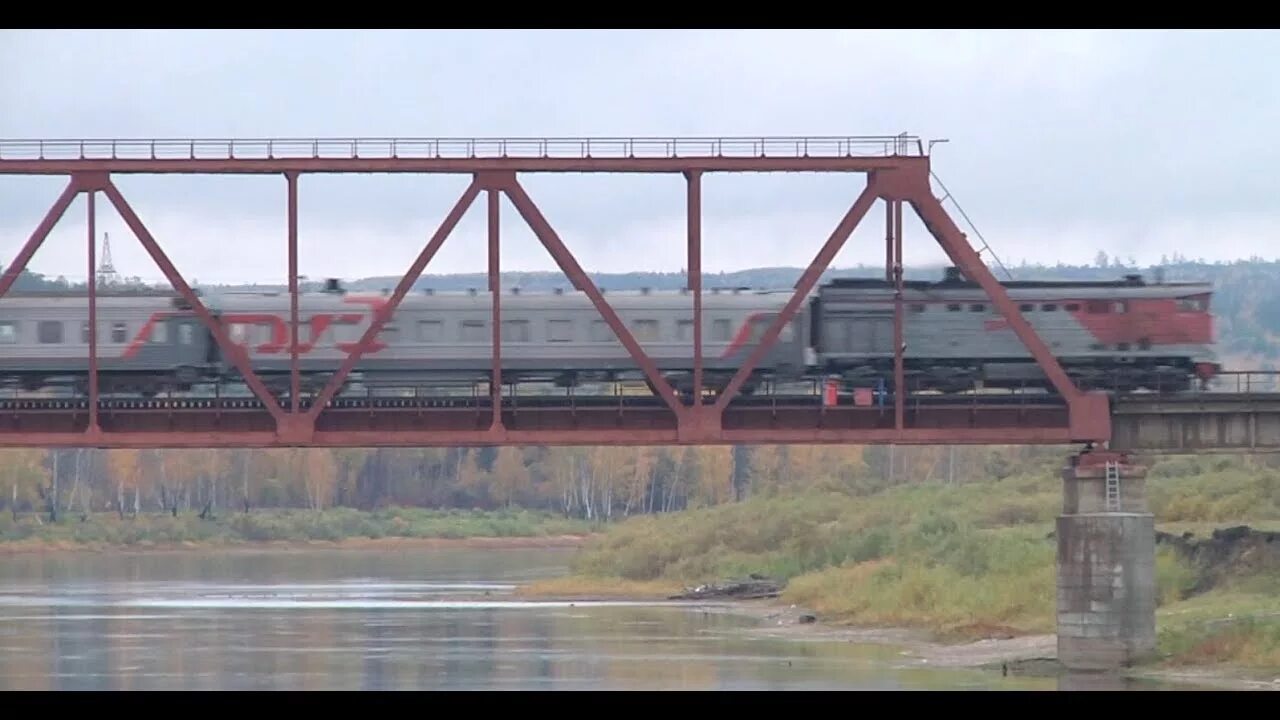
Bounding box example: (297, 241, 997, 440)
(7, 255, 1280, 368)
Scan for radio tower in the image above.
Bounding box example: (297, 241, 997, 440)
(96, 232, 118, 288)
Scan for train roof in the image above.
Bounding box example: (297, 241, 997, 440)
(824, 269, 1213, 294)
(202, 286, 799, 311)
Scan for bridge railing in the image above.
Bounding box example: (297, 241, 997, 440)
(0, 135, 927, 162)
(1201, 371, 1280, 395)
(1107, 370, 1280, 397)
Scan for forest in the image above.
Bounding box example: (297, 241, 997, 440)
(2, 442, 1031, 522)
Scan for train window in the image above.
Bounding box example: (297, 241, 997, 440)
(501, 320, 529, 343)
(0, 322, 15, 344)
(1086, 300, 1109, 313)
(969, 303, 985, 312)
(946, 304, 961, 312)
(547, 320, 573, 343)
(1019, 303, 1034, 312)
(1117, 342, 1131, 351)
(460, 321, 486, 343)
(675, 320, 693, 342)
(229, 323, 249, 344)
(1041, 304, 1057, 312)
(1089, 343, 1106, 351)
(81, 321, 90, 344)
(1138, 338, 1151, 351)
(631, 319, 659, 342)
(37, 321, 62, 344)
(179, 323, 194, 345)
(712, 319, 731, 342)
(111, 323, 127, 343)
(1112, 301, 1127, 313)
(1065, 303, 1081, 312)
(1178, 297, 1206, 312)
(589, 320, 613, 343)
(149, 321, 167, 344)
(417, 320, 443, 343)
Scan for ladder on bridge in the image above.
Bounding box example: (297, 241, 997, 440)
(1104, 461, 1122, 512)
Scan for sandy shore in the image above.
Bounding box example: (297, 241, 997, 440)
(0, 534, 593, 557)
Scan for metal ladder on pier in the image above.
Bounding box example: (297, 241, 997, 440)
(1104, 461, 1122, 512)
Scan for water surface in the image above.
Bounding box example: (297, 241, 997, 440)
(0, 547, 1186, 690)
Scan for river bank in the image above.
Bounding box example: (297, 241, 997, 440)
(0, 532, 594, 556)
(513, 582, 1278, 691)
(0, 506, 597, 556)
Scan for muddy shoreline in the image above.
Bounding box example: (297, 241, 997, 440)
(513, 590, 1279, 691)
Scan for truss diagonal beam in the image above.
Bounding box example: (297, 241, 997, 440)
(714, 182, 879, 413)
(0, 178, 80, 299)
(306, 178, 482, 422)
(100, 180, 289, 426)
(501, 176, 687, 420)
(908, 190, 1080, 402)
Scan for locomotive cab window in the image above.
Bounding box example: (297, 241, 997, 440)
(0, 322, 15, 344)
(149, 321, 167, 344)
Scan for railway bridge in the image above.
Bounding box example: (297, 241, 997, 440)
(3, 134, 1279, 674)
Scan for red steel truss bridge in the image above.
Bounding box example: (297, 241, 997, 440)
(0, 134, 1158, 450)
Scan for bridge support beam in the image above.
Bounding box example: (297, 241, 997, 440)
(1056, 450, 1156, 671)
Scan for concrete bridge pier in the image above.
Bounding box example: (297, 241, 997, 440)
(1056, 450, 1156, 671)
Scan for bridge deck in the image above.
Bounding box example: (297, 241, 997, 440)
(1112, 392, 1280, 453)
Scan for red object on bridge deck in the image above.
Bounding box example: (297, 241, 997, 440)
(0, 135, 1113, 449)
(824, 380, 841, 406)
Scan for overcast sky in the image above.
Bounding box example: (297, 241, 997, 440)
(1, 29, 1277, 286)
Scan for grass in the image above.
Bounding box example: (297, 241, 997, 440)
(555, 459, 1280, 669)
(0, 506, 594, 550)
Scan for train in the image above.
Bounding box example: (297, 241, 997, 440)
(0, 267, 1220, 398)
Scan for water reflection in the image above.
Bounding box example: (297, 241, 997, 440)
(0, 548, 1204, 690)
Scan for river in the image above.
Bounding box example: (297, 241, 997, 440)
(0, 546, 1203, 690)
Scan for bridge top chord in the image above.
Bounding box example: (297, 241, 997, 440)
(0, 134, 926, 164)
